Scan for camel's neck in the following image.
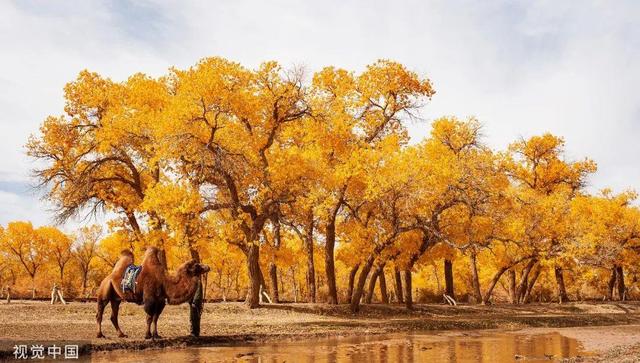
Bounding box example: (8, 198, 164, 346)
(163, 273, 199, 305)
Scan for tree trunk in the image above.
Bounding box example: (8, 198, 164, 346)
(304, 215, 316, 303)
(468, 254, 481, 303)
(347, 264, 360, 303)
(325, 212, 339, 304)
(379, 268, 389, 304)
(607, 267, 617, 301)
(365, 269, 380, 304)
(394, 267, 404, 303)
(616, 265, 626, 301)
(31, 275, 36, 299)
(81, 270, 89, 298)
(507, 269, 517, 304)
(516, 259, 536, 304)
(554, 266, 569, 304)
(444, 259, 455, 300)
(291, 267, 299, 303)
(245, 244, 261, 308)
(482, 266, 508, 304)
(350, 256, 375, 313)
(523, 265, 541, 304)
(269, 262, 279, 303)
(403, 269, 413, 310)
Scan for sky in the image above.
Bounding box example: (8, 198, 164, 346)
(0, 0, 638, 230)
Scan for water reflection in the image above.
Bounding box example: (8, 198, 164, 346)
(93, 330, 587, 363)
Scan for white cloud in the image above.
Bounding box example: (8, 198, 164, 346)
(1, 0, 638, 227)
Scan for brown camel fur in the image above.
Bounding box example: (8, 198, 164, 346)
(96, 247, 210, 339)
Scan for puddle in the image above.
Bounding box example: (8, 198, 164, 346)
(93, 329, 592, 362)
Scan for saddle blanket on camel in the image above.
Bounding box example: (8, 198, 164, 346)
(121, 264, 142, 293)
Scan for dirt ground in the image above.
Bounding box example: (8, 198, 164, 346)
(1, 300, 640, 360)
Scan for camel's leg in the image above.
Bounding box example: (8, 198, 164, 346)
(152, 303, 165, 339)
(144, 313, 153, 340)
(96, 299, 107, 338)
(109, 299, 127, 338)
(152, 314, 160, 339)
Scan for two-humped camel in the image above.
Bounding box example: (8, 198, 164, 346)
(96, 247, 209, 339)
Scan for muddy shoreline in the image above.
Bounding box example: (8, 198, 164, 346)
(1, 300, 640, 359)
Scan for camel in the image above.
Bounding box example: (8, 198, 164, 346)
(96, 247, 210, 339)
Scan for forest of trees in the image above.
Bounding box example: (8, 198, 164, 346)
(1, 57, 638, 312)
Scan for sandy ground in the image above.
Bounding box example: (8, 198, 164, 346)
(1, 300, 640, 360)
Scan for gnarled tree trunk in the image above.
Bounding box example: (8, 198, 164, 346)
(468, 254, 482, 303)
(444, 259, 455, 300)
(365, 269, 380, 304)
(403, 269, 413, 310)
(508, 269, 517, 304)
(246, 244, 261, 308)
(516, 259, 536, 304)
(607, 267, 617, 301)
(325, 209, 339, 304)
(554, 266, 569, 304)
(350, 256, 375, 312)
(482, 266, 508, 304)
(304, 214, 316, 303)
(394, 267, 404, 303)
(379, 267, 389, 304)
(269, 262, 279, 303)
(523, 265, 541, 304)
(616, 265, 626, 301)
(347, 264, 360, 303)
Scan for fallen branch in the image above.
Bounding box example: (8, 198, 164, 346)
(443, 294, 457, 306)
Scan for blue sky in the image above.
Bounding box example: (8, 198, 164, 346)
(0, 0, 639, 230)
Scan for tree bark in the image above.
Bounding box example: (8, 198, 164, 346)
(507, 269, 517, 304)
(468, 254, 482, 303)
(347, 263, 360, 303)
(365, 269, 380, 304)
(379, 267, 389, 304)
(554, 266, 569, 304)
(246, 244, 261, 308)
(59, 266, 65, 286)
(403, 269, 413, 310)
(350, 256, 374, 312)
(304, 214, 316, 303)
(444, 259, 455, 300)
(523, 265, 541, 304)
(616, 265, 626, 301)
(607, 267, 617, 301)
(269, 262, 279, 303)
(482, 266, 508, 304)
(81, 270, 89, 297)
(394, 267, 404, 304)
(290, 267, 298, 303)
(325, 210, 339, 304)
(516, 259, 536, 304)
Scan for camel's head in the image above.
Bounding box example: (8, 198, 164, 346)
(181, 259, 211, 277)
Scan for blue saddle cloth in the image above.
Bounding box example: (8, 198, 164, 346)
(121, 264, 142, 294)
